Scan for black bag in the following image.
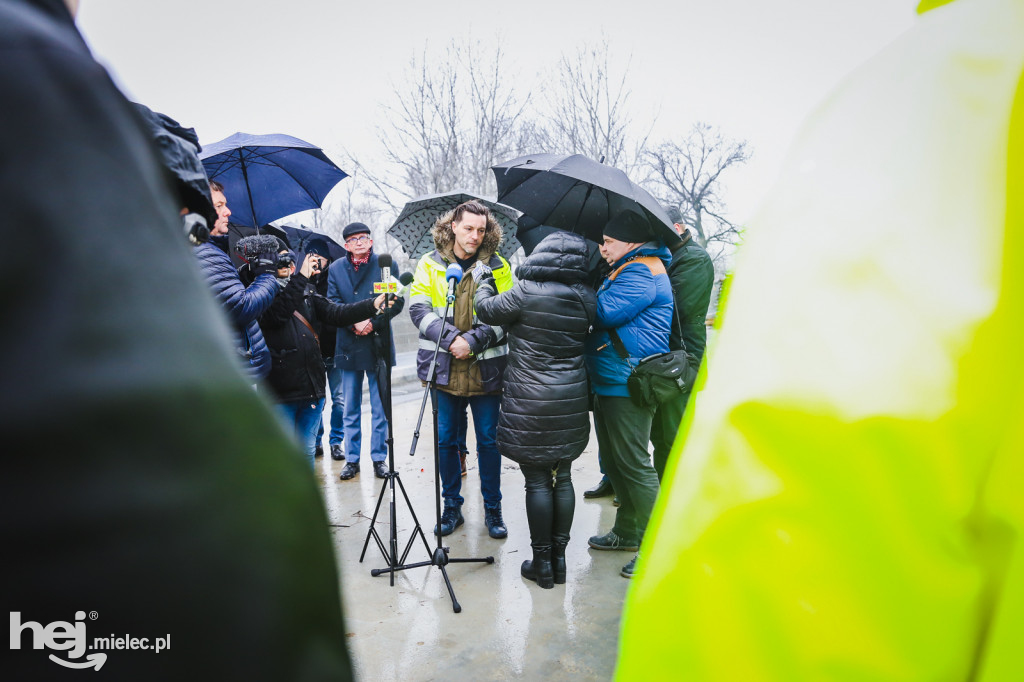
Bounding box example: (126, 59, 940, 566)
(609, 331, 697, 409)
(625, 349, 698, 409)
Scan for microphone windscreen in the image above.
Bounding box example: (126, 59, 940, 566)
(378, 252, 392, 269)
(445, 263, 463, 283)
(399, 272, 414, 286)
(236, 234, 282, 260)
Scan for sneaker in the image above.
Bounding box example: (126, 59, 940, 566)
(338, 462, 359, 480)
(330, 444, 345, 461)
(459, 450, 468, 477)
(588, 530, 639, 552)
(484, 503, 507, 539)
(372, 461, 388, 479)
(315, 443, 324, 458)
(583, 477, 614, 499)
(434, 503, 464, 536)
(621, 553, 639, 579)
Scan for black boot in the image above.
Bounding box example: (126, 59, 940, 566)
(521, 545, 554, 589)
(551, 541, 567, 585)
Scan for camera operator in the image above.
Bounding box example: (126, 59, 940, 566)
(259, 249, 392, 467)
(193, 181, 279, 382)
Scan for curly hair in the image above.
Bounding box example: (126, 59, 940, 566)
(431, 200, 503, 260)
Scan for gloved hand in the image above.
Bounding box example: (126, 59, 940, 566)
(253, 255, 278, 278)
(472, 260, 492, 281)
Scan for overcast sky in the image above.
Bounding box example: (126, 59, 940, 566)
(77, 0, 916, 224)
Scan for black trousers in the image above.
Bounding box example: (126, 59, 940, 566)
(519, 460, 575, 549)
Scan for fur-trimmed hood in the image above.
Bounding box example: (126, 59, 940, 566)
(431, 208, 503, 263)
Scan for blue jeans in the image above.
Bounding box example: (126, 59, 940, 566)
(316, 359, 345, 446)
(276, 398, 326, 469)
(436, 391, 501, 507)
(341, 369, 386, 463)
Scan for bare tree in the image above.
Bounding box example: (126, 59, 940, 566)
(355, 39, 535, 212)
(541, 38, 651, 173)
(643, 123, 751, 254)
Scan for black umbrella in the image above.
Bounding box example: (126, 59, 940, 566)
(491, 153, 680, 247)
(387, 190, 522, 259)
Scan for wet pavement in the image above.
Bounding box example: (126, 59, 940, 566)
(315, 380, 629, 681)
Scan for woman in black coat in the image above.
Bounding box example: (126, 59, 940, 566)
(475, 231, 598, 589)
(259, 251, 384, 468)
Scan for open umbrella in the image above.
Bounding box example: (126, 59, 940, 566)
(491, 153, 680, 247)
(226, 223, 345, 268)
(387, 190, 523, 259)
(200, 133, 348, 228)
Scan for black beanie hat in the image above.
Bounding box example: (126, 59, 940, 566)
(306, 237, 330, 259)
(603, 210, 651, 243)
(342, 222, 372, 240)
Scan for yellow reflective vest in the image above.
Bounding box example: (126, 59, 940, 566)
(408, 250, 514, 393)
(619, 0, 1024, 679)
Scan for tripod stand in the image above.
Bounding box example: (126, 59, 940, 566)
(359, 284, 492, 613)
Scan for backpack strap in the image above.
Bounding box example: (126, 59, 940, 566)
(604, 256, 666, 360)
(607, 255, 666, 282)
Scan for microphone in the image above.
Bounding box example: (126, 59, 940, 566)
(235, 234, 281, 263)
(373, 252, 397, 313)
(373, 253, 398, 295)
(445, 263, 463, 303)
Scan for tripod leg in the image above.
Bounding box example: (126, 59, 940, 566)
(360, 470, 392, 563)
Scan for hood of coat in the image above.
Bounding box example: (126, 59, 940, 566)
(516, 231, 590, 285)
(430, 207, 503, 263)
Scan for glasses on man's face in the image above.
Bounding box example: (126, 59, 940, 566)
(346, 234, 370, 244)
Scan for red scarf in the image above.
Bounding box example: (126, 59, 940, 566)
(349, 249, 371, 271)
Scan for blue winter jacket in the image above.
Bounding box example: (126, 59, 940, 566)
(584, 242, 674, 397)
(193, 236, 278, 380)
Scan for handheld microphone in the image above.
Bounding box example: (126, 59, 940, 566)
(394, 271, 414, 297)
(373, 252, 398, 294)
(445, 263, 463, 303)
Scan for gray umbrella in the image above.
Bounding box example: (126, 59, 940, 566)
(387, 190, 523, 259)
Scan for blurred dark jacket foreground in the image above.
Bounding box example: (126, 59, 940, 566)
(0, 1, 353, 679)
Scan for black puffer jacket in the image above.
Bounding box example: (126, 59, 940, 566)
(259, 272, 377, 403)
(475, 232, 597, 465)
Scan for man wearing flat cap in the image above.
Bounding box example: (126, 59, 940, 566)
(584, 210, 674, 579)
(327, 222, 404, 481)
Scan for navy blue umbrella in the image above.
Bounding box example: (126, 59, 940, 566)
(200, 132, 348, 228)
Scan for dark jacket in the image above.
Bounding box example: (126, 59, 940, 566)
(193, 235, 277, 380)
(584, 241, 674, 397)
(667, 231, 715, 365)
(260, 272, 378, 403)
(326, 250, 405, 370)
(475, 232, 598, 465)
(1, 2, 354, 679)
(312, 270, 337, 362)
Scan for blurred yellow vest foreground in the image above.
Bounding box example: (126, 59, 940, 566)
(618, 0, 1024, 679)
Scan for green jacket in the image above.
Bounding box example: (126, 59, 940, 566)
(666, 231, 714, 364)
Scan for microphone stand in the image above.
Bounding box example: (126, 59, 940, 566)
(363, 280, 493, 613)
(359, 288, 432, 586)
